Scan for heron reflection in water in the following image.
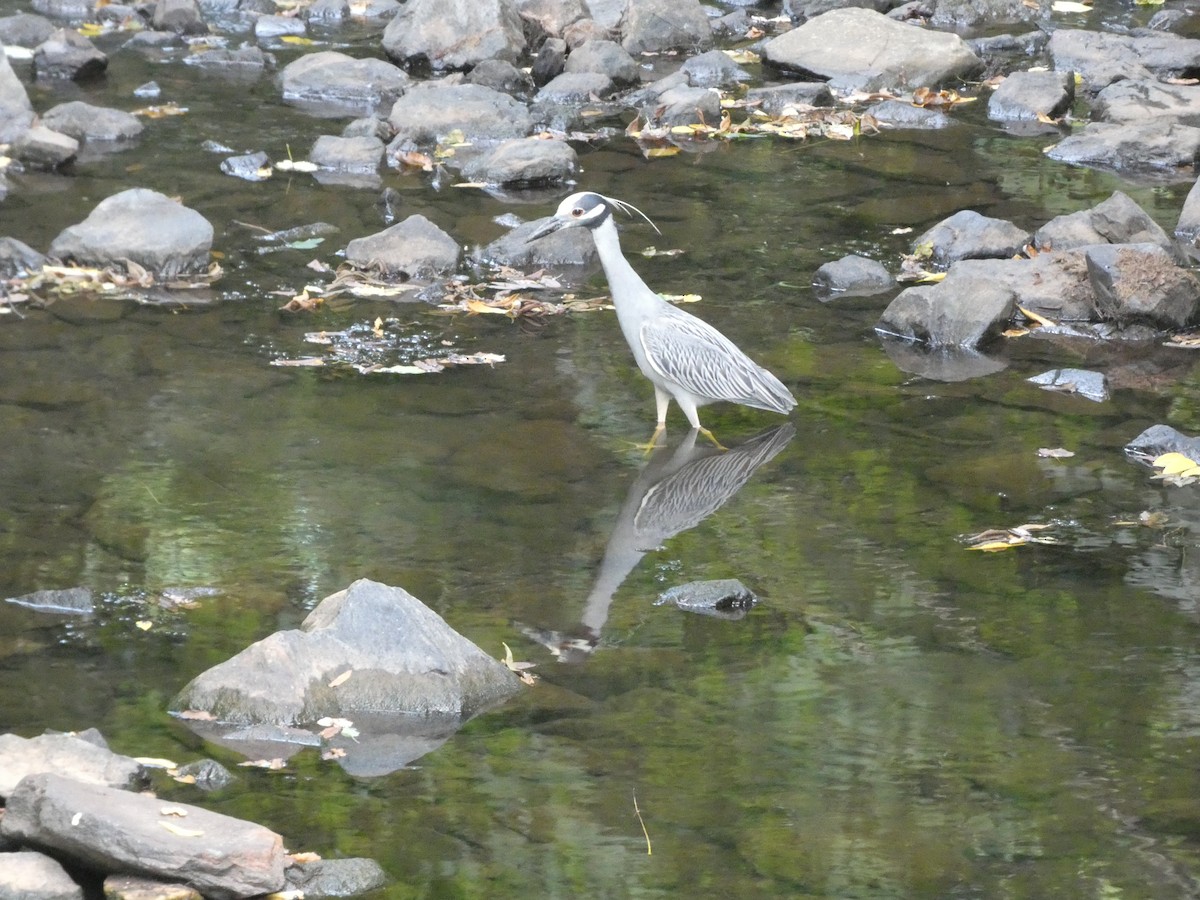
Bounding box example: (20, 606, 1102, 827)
(519, 423, 795, 663)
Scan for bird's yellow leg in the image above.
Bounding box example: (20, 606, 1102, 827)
(632, 423, 666, 454)
(698, 426, 728, 452)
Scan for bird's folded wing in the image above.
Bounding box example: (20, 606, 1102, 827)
(640, 312, 768, 404)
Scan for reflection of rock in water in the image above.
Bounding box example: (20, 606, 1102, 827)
(878, 336, 1007, 382)
(519, 423, 794, 663)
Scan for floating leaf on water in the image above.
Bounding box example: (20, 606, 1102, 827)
(1037, 447, 1075, 458)
(1051, 0, 1091, 10)
(640, 246, 684, 257)
(280, 35, 315, 45)
(134, 756, 179, 768)
(132, 102, 188, 118)
(328, 669, 352, 688)
(239, 758, 286, 769)
(1150, 452, 1200, 483)
(271, 357, 327, 367)
(963, 522, 1057, 551)
(135, 620, 152, 631)
(275, 158, 318, 173)
(664, 293, 702, 304)
(642, 145, 680, 158)
(177, 709, 216, 721)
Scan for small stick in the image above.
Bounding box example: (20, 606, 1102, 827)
(633, 790, 652, 856)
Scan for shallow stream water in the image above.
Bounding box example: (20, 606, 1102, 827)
(4, 3, 1200, 896)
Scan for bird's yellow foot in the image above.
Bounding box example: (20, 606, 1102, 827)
(698, 427, 728, 452)
(623, 423, 666, 455)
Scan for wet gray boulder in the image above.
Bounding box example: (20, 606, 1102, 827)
(535, 70, 615, 102)
(33, 29, 106, 81)
(987, 69, 1074, 122)
(382, 0, 525, 71)
(746, 82, 835, 115)
(0, 13, 56, 48)
(11, 124, 78, 170)
(278, 51, 410, 116)
(949, 253, 1098, 321)
(923, 0, 1044, 30)
(388, 82, 533, 146)
(0, 237, 46, 277)
(564, 38, 639, 86)
(462, 136, 577, 186)
(1027, 368, 1108, 403)
(475, 216, 596, 268)
(619, 0, 710, 55)
(1045, 121, 1200, 180)
(1126, 424, 1200, 462)
(1175, 177, 1200, 243)
(152, 0, 207, 35)
(48, 188, 214, 279)
(170, 579, 518, 724)
(220, 150, 271, 181)
(517, 0, 586, 40)
(173, 758, 235, 791)
(5, 587, 93, 614)
(284, 858, 388, 897)
(914, 209, 1030, 265)
(345, 215, 458, 276)
(1092, 79, 1200, 125)
(680, 49, 751, 89)
(1035, 191, 1184, 261)
(466, 58, 534, 97)
(0, 732, 144, 799)
(40, 101, 144, 143)
(532, 36, 567, 85)
(1049, 28, 1200, 92)
(640, 83, 721, 128)
(1085, 243, 1200, 328)
(762, 8, 982, 92)
(310, 134, 385, 173)
(0, 851, 82, 900)
(812, 254, 893, 298)
(0, 46, 34, 143)
(655, 579, 757, 620)
(877, 265, 1017, 349)
(1, 773, 287, 900)
(185, 45, 274, 73)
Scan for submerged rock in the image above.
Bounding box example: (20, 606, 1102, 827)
(284, 858, 389, 897)
(4, 587, 93, 614)
(655, 579, 758, 619)
(1027, 368, 1109, 402)
(762, 8, 982, 92)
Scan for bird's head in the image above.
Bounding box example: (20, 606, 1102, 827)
(526, 191, 659, 242)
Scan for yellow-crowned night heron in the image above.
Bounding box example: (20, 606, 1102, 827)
(528, 191, 796, 448)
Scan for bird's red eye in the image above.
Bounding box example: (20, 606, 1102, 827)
(571, 207, 584, 217)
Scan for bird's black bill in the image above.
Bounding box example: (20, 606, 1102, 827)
(526, 217, 564, 243)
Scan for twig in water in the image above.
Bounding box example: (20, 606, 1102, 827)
(633, 790, 651, 856)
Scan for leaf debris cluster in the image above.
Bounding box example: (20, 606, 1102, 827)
(963, 522, 1059, 552)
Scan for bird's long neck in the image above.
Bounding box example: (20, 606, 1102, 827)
(590, 217, 652, 302)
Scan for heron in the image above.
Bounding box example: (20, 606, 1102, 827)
(527, 191, 796, 449)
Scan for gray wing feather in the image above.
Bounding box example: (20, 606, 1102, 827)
(640, 307, 796, 413)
